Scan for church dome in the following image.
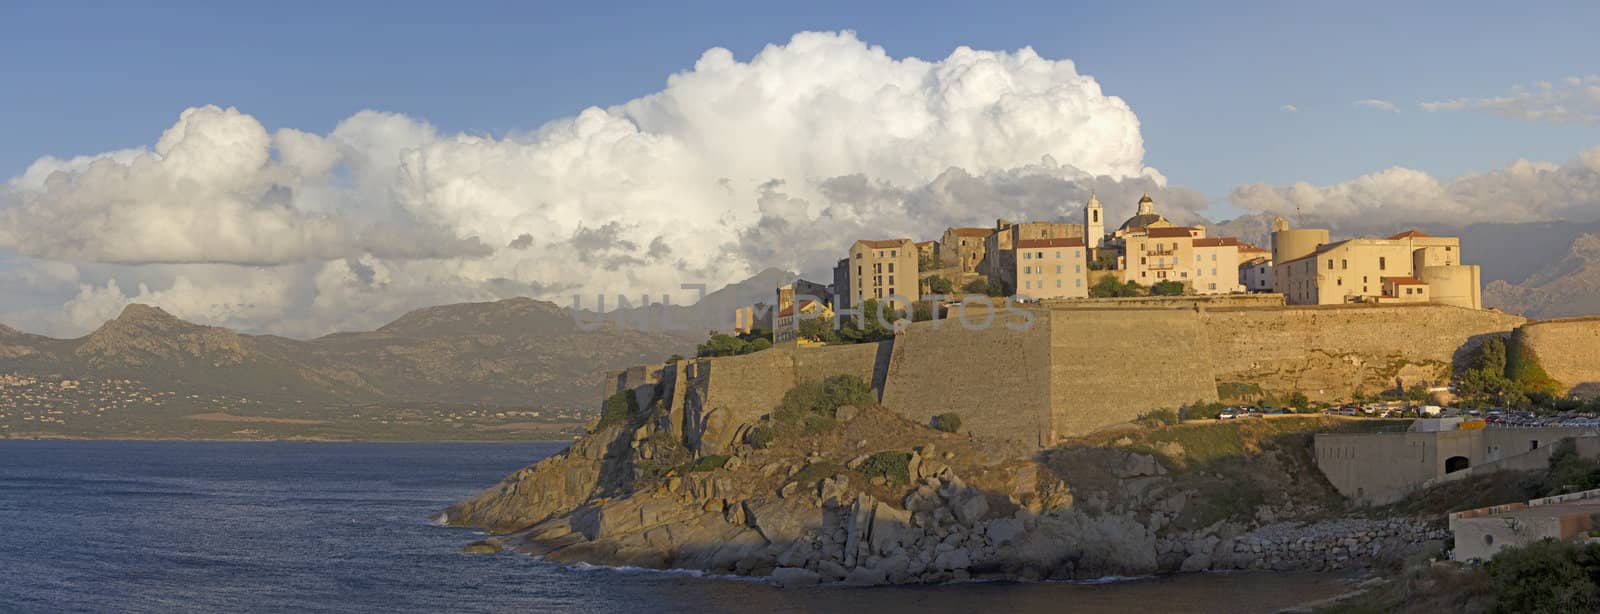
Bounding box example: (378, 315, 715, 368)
(1119, 193, 1169, 231)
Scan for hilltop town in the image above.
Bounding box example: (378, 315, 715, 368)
(445, 197, 1600, 607)
(729, 193, 1484, 343)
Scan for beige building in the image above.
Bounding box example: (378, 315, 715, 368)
(1191, 237, 1245, 294)
(1273, 223, 1481, 308)
(1120, 226, 1203, 285)
(1013, 237, 1089, 299)
(847, 238, 919, 310)
(1451, 485, 1600, 562)
(1111, 193, 1177, 242)
(1238, 242, 1273, 293)
(986, 220, 1084, 289)
(1314, 423, 1594, 505)
(914, 240, 938, 265)
(941, 227, 993, 274)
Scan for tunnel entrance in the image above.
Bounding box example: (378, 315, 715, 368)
(1446, 456, 1471, 473)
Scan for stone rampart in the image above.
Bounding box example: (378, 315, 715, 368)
(1516, 317, 1600, 398)
(1201, 303, 1526, 402)
(1047, 309, 1218, 438)
(879, 312, 1050, 445)
(616, 302, 1544, 450)
(1042, 293, 1285, 310)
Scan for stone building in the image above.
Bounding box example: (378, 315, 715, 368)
(940, 227, 993, 274)
(1238, 243, 1273, 293)
(847, 238, 919, 310)
(985, 220, 1084, 289)
(914, 240, 938, 265)
(831, 258, 852, 310)
(1272, 221, 1481, 308)
(1451, 485, 1600, 562)
(1314, 422, 1595, 505)
(1013, 237, 1089, 299)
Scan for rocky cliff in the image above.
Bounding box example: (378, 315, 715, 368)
(444, 402, 1448, 586)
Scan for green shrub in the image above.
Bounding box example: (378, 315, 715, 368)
(773, 374, 874, 435)
(746, 426, 775, 449)
(962, 279, 989, 295)
(932, 412, 962, 433)
(1182, 401, 1227, 420)
(747, 338, 773, 352)
(1150, 280, 1186, 296)
(598, 390, 637, 429)
(925, 275, 954, 295)
(1485, 539, 1599, 613)
(1507, 336, 1561, 397)
(1137, 408, 1180, 426)
(789, 462, 846, 486)
(686, 454, 731, 472)
(855, 451, 912, 484)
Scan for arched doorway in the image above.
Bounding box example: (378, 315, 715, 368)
(1446, 456, 1470, 473)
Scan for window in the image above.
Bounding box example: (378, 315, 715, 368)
(887, 263, 895, 273)
(891, 250, 897, 257)
(1379, 257, 1387, 270)
(888, 275, 895, 285)
(1076, 278, 1082, 287)
(1056, 265, 1062, 274)
(1075, 264, 1082, 273)
(1209, 283, 1216, 290)
(1024, 281, 1031, 289)
(1023, 266, 1031, 274)
(1341, 259, 1347, 269)
(1056, 280, 1062, 288)
(1337, 278, 1342, 286)
(1036, 251, 1044, 259)
(1023, 252, 1031, 260)
(1327, 259, 1334, 270)
(1055, 251, 1061, 259)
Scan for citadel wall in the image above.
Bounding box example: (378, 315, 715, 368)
(1516, 317, 1600, 398)
(878, 312, 1050, 445)
(1200, 304, 1526, 402)
(1046, 309, 1219, 439)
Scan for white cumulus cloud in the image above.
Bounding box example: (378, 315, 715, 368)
(0, 30, 1170, 337)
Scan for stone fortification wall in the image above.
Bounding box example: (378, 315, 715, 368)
(684, 342, 887, 454)
(1516, 317, 1600, 398)
(1047, 309, 1219, 439)
(1201, 304, 1526, 402)
(1042, 293, 1285, 310)
(879, 312, 1051, 445)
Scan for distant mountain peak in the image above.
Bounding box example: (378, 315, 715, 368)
(115, 303, 180, 324)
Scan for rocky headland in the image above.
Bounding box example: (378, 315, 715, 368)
(442, 396, 1447, 587)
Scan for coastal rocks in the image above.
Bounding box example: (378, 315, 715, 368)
(462, 538, 502, 554)
(771, 566, 820, 587)
(1197, 518, 1447, 572)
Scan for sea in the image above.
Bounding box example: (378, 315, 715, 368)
(0, 440, 1360, 613)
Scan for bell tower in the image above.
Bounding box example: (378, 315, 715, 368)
(1084, 192, 1105, 248)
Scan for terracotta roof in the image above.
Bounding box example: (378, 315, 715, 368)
(1237, 241, 1269, 253)
(778, 300, 817, 317)
(1016, 237, 1086, 249)
(1387, 230, 1433, 240)
(1383, 276, 1426, 285)
(857, 238, 911, 249)
(1192, 237, 1241, 248)
(914, 240, 936, 248)
(948, 227, 993, 238)
(1145, 227, 1197, 238)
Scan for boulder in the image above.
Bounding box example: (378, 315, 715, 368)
(1180, 553, 1212, 572)
(952, 494, 989, 527)
(870, 503, 911, 555)
(931, 548, 971, 571)
(984, 518, 1024, 547)
(844, 565, 888, 586)
(836, 405, 859, 422)
(771, 566, 821, 588)
(462, 539, 502, 554)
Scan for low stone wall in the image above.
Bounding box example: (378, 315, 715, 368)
(1517, 317, 1600, 398)
(1200, 518, 1447, 572)
(1042, 293, 1285, 310)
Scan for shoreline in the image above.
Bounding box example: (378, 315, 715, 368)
(0, 434, 574, 444)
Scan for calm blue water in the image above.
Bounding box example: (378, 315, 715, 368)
(0, 441, 1357, 613)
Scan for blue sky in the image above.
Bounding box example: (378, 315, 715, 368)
(4, 0, 1598, 211)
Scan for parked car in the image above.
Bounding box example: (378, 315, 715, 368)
(1218, 409, 1238, 420)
